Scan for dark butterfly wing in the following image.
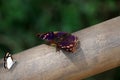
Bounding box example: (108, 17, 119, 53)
(56, 34, 78, 53)
(37, 32, 54, 41)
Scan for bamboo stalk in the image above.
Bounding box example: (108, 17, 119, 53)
(0, 16, 120, 80)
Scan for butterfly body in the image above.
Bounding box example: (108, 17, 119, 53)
(37, 32, 79, 53)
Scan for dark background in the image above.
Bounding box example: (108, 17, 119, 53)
(0, 0, 120, 80)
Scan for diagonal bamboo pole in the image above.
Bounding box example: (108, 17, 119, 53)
(0, 16, 120, 80)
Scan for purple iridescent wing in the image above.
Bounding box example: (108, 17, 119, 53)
(54, 32, 78, 53)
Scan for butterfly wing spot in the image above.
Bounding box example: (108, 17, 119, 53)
(69, 44, 73, 47)
(66, 46, 70, 48)
(43, 34, 50, 39)
(43, 35, 47, 39)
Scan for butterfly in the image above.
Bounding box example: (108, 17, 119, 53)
(4, 52, 16, 70)
(37, 31, 79, 53)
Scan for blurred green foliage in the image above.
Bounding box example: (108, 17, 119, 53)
(0, 0, 120, 80)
